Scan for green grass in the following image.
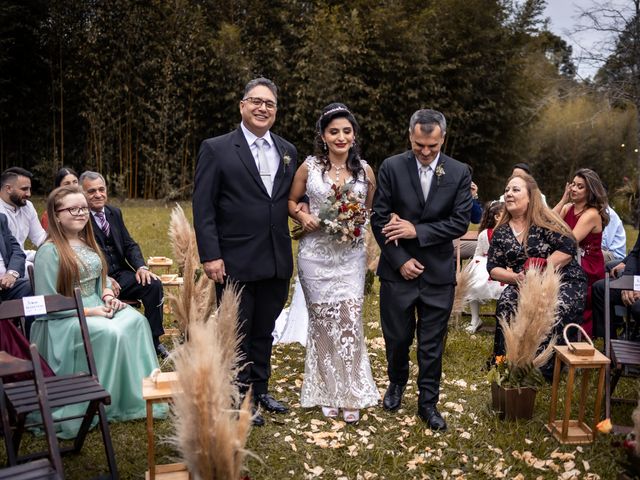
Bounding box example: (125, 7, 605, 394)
(6, 199, 639, 479)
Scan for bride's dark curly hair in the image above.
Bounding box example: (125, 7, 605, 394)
(313, 102, 364, 182)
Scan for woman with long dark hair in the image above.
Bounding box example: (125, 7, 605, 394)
(553, 168, 608, 335)
(288, 103, 379, 423)
(40, 166, 79, 230)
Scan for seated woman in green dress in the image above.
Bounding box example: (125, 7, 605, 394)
(31, 185, 162, 438)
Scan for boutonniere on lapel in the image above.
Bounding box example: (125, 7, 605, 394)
(283, 151, 292, 172)
(435, 164, 445, 185)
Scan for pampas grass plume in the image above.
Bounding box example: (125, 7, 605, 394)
(167, 204, 216, 333)
(169, 283, 253, 480)
(453, 264, 472, 311)
(168, 203, 196, 272)
(500, 265, 561, 368)
(452, 267, 471, 327)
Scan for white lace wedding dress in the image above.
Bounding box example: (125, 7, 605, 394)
(298, 156, 379, 409)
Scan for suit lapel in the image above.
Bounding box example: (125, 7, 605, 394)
(105, 207, 125, 257)
(271, 136, 288, 197)
(423, 155, 446, 212)
(405, 153, 425, 207)
(0, 234, 8, 262)
(233, 128, 270, 196)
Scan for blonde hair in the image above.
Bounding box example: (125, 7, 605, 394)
(45, 185, 107, 296)
(496, 173, 575, 251)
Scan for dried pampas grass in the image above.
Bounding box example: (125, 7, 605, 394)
(451, 267, 472, 327)
(169, 283, 254, 480)
(167, 204, 216, 333)
(168, 203, 197, 272)
(500, 265, 561, 369)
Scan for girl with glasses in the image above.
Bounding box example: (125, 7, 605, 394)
(31, 185, 163, 438)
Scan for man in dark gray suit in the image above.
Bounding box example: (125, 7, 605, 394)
(372, 109, 472, 431)
(0, 212, 30, 301)
(193, 77, 298, 426)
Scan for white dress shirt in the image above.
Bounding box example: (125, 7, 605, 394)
(240, 122, 280, 185)
(602, 206, 626, 261)
(0, 199, 46, 261)
(416, 154, 440, 200)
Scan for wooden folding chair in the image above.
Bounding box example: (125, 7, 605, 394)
(0, 345, 64, 479)
(1, 289, 119, 478)
(604, 274, 640, 430)
(455, 230, 479, 274)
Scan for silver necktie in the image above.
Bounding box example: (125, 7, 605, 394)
(420, 165, 433, 201)
(255, 138, 272, 196)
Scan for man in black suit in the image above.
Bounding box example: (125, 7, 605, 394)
(372, 109, 472, 431)
(0, 212, 30, 301)
(592, 235, 640, 338)
(79, 171, 168, 358)
(193, 77, 298, 426)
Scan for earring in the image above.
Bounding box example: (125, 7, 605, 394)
(322, 141, 328, 152)
(351, 139, 357, 149)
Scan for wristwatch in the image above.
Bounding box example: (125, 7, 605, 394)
(138, 266, 149, 271)
(7, 270, 19, 279)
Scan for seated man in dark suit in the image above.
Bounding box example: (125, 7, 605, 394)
(79, 171, 168, 358)
(0, 212, 30, 301)
(592, 233, 640, 339)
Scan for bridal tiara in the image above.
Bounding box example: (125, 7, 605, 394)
(321, 106, 351, 118)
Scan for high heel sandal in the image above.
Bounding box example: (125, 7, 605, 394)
(321, 406, 339, 418)
(343, 409, 360, 424)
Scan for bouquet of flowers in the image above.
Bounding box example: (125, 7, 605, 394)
(318, 183, 368, 246)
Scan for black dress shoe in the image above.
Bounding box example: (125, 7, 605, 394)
(418, 406, 447, 431)
(383, 383, 405, 411)
(255, 393, 289, 413)
(155, 343, 170, 359)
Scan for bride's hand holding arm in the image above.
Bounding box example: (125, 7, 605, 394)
(288, 163, 319, 232)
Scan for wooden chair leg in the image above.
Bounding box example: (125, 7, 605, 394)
(11, 413, 25, 457)
(611, 369, 623, 393)
(0, 386, 17, 466)
(97, 403, 119, 479)
(72, 400, 100, 453)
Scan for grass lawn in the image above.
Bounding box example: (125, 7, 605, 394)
(6, 199, 640, 479)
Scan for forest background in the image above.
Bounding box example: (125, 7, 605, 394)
(1, 0, 639, 217)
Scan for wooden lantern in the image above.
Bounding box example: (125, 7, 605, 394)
(547, 325, 610, 444)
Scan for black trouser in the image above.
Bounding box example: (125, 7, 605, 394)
(592, 278, 640, 339)
(216, 277, 289, 396)
(379, 278, 453, 407)
(113, 269, 165, 342)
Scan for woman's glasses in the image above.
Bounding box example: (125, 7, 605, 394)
(56, 207, 89, 216)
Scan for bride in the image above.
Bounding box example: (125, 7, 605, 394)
(288, 103, 379, 423)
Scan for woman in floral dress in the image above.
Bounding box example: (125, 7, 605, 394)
(487, 173, 587, 379)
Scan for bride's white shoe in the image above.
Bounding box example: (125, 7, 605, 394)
(321, 406, 339, 418)
(343, 409, 360, 424)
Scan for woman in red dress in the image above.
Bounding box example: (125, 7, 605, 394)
(553, 168, 608, 335)
(0, 321, 55, 378)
